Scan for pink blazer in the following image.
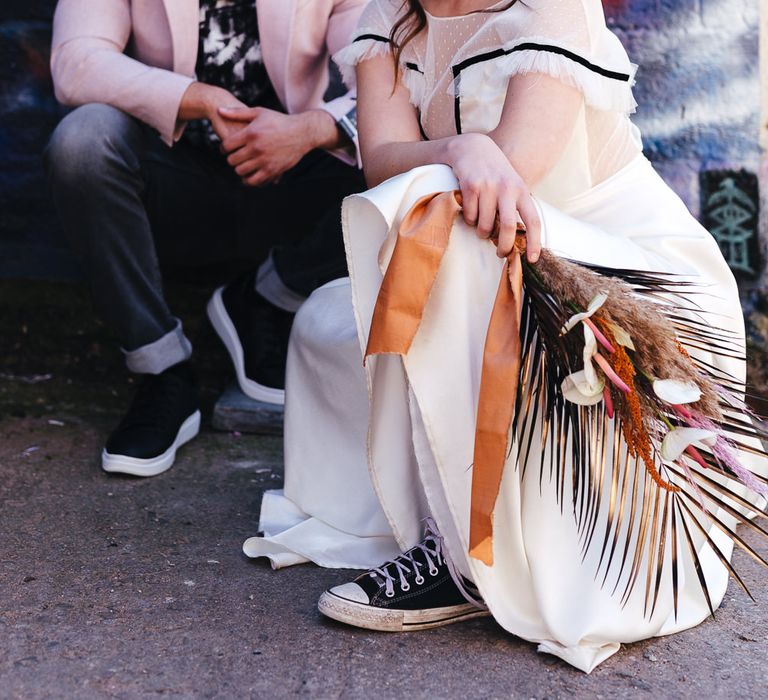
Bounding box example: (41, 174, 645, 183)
(50, 0, 366, 162)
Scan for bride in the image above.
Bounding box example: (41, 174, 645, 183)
(244, 0, 768, 672)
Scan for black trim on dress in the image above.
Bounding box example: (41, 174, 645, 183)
(451, 42, 632, 134)
(354, 33, 391, 44)
(353, 34, 425, 75)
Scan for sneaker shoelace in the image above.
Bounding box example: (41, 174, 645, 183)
(368, 517, 486, 609)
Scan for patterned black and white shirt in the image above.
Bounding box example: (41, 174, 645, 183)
(185, 0, 283, 150)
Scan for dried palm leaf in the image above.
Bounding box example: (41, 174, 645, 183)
(510, 250, 768, 615)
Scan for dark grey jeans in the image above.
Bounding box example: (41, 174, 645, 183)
(44, 104, 365, 374)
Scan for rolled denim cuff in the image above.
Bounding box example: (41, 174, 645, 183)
(255, 253, 306, 313)
(122, 319, 192, 375)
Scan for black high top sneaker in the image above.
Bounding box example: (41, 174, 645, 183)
(207, 273, 294, 405)
(102, 362, 200, 477)
(318, 519, 490, 632)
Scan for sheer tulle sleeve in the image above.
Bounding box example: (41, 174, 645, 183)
(489, 0, 637, 114)
(333, 0, 397, 88)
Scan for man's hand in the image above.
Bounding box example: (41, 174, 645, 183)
(219, 107, 340, 187)
(178, 82, 248, 142)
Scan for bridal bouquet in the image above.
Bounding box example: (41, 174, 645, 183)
(514, 244, 768, 615)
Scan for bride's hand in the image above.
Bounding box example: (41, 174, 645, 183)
(446, 133, 541, 263)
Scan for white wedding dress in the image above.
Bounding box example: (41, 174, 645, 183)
(244, 0, 766, 672)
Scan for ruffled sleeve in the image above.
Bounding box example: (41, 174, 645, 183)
(333, 0, 397, 88)
(484, 0, 637, 114)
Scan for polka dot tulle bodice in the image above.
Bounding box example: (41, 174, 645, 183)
(335, 0, 644, 198)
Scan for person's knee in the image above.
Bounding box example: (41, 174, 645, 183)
(44, 104, 139, 187)
(292, 283, 357, 352)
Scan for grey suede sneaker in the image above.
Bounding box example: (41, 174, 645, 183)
(207, 273, 293, 405)
(102, 362, 200, 477)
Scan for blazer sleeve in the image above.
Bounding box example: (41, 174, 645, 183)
(50, 0, 195, 146)
(319, 0, 369, 164)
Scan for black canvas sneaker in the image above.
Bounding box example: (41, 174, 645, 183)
(318, 519, 490, 632)
(207, 273, 294, 405)
(102, 362, 200, 477)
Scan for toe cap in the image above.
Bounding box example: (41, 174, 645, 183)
(329, 582, 370, 604)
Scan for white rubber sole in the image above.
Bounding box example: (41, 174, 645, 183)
(102, 410, 201, 477)
(318, 591, 491, 632)
(207, 287, 285, 406)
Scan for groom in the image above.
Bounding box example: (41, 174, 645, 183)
(44, 0, 366, 477)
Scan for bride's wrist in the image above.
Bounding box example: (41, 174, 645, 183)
(444, 133, 493, 167)
(443, 135, 465, 167)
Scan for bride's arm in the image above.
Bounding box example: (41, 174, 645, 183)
(357, 60, 582, 262)
(488, 73, 585, 188)
(356, 55, 452, 187)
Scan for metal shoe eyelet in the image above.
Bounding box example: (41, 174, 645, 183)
(429, 567, 439, 577)
(414, 575, 425, 585)
(400, 582, 410, 592)
(385, 589, 395, 598)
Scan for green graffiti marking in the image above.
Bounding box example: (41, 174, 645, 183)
(705, 177, 757, 275)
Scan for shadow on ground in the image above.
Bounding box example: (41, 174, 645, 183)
(1, 280, 767, 699)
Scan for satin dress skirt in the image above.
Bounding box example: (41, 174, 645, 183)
(244, 156, 764, 672)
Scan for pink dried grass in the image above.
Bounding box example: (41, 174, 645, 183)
(533, 250, 723, 419)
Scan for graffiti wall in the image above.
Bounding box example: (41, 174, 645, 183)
(0, 1, 764, 283)
(0, 1, 72, 278)
(605, 0, 763, 283)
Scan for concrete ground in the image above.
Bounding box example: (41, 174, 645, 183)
(1, 280, 767, 699)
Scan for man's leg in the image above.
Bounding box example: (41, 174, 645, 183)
(252, 150, 366, 309)
(44, 104, 192, 374)
(44, 104, 202, 476)
(207, 150, 366, 403)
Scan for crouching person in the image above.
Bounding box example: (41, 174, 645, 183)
(44, 0, 366, 476)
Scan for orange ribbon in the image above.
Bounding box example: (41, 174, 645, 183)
(365, 191, 526, 566)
